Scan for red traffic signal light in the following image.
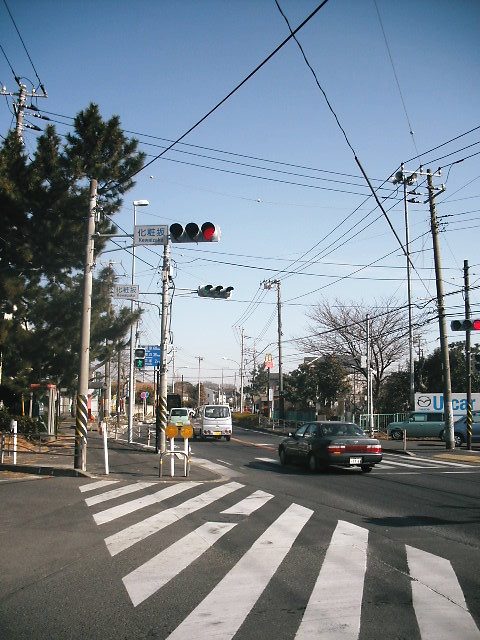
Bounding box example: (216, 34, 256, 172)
(170, 222, 220, 243)
(451, 319, 480, 331)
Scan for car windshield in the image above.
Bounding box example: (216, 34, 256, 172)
(171, 409, 187, 416)
(205, 406, 230, 418)
(322, 424, 364, 437)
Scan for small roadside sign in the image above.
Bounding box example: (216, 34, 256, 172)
(134, 225, 168, 246)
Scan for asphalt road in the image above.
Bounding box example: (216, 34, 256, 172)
(1, 425, 480, 640)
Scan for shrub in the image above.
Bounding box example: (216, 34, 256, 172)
(0, 407, 47, 437)
(232, 412, 258, 428)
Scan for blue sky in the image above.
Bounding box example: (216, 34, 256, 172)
(1, 0, 479, 388)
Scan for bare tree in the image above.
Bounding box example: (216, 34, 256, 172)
(300, 296, 421, 402)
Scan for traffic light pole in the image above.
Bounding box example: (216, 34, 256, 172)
(464, 260, 472, 450)
(75, 179, 97, 470)
(158, 241, 170, 455)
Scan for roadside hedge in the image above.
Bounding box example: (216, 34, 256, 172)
(232, 412, 259, 428)
(0, 407, 47, 437)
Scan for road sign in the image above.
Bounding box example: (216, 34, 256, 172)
(113, 284, 139, 300)
(141, 345, 161, 368)
(134, 225, 168, 246)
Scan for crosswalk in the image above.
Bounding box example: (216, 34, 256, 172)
(80, 479, 480, 639)
(254, 452, 480, 474)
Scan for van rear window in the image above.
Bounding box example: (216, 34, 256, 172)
(205, 406, 230, 418)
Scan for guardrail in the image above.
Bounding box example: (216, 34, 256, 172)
(0, 430, 75, 465)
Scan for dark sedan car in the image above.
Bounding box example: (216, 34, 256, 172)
(278, 421, 382, 473)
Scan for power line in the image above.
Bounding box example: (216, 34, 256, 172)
(100, 0, 331, 195)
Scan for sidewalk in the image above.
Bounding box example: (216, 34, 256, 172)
(0, 420, 222, 482)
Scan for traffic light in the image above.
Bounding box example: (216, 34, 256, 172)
(134, 347, 146, 368)
(450, 319, 480, 331)
(169, 222, 221, 243)
(471, 353, 480, 374)
(198, 284, 234, 299)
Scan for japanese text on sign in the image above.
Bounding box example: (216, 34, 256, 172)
(113, 284, 139, 300)
(134, 225, 168, 246)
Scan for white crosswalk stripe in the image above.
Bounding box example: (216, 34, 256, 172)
(296, 520, 368, 639)
(105, 481, 244, 556)
(166, 502, 313, 640)
(80, 480, 480, 638)
(79, 479, 119, 493)
(123, 520, 237, 607)
(85, 481, 157, 506)
(407, 545, 480, 639)
(93, 481, 200, 525)
(254, 454, 476, 472)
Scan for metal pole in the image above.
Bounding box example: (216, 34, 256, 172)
(197, 356, 204, 408)
(464, 260, 472, 450)
(276, 281, 284, 420)
(159, 242, 170, 454)
(75, 179, 97, 470)
(427, 169, 454, 449)
(128, 205, 137, 443)
(116, 349, 121, 438)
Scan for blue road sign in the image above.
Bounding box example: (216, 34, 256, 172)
(141, 345, 161, 368)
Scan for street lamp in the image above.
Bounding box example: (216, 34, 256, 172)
(223, 356, 243, 413)
(128, 199, 149, 443)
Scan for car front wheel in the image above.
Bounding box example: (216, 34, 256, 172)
(390, 429, 403, 440)
(279, 447, 288, 466)
(308, 453, 318, 473)
(454, 432, 464, 447)
(440, 430, 464, 446)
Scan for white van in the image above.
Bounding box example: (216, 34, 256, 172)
(198, 405, 232, 441)
(168, 407, 190, 426)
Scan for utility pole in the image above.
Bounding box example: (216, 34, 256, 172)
(75, 179, 97, 470)
(240, 328, 245, 413)
(366, 314, 374, 436)
(393, 164, 420, 410)
(263, 280, 284, 420)
(1, 81, 48, 144)
(128, 199, 149, 442)
(426, 169, 454, 449)
(197, 356, 204, 408)
(464, 260, 472, 450)
(116, 349, 121, 438)
(158, 241, 171, 454)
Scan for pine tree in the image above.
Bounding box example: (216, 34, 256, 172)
(0, 103, 145, 401)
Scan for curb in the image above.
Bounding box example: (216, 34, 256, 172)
(0, 463, 94, 477)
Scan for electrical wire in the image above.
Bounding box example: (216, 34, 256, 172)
(100, 0, 331, 195)
(2, 0, 46, 94)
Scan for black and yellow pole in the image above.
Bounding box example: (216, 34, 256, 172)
(75, 179, 97, 470)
